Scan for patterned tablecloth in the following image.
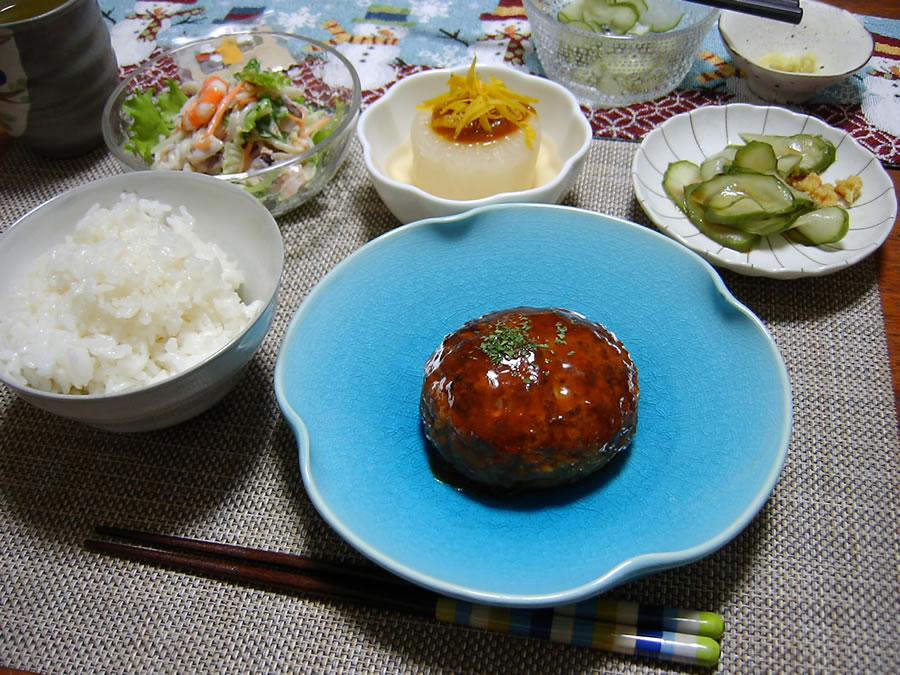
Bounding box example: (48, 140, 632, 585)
(2, 2, 899, 674)
(97, 0, 900, 166)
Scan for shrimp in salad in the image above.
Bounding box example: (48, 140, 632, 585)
(124, 59, 340, 203)
(181, 75, 229, 131)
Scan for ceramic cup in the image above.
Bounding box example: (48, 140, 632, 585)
(0, 0, 119, 157)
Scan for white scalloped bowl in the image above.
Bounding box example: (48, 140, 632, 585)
(357, 65, 592, 224)
(632, 104, 897, 279)
(719, 0, 874, 104)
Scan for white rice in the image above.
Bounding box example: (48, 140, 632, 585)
(0, 192, 262, 395)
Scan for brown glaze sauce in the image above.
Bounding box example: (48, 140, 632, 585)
(423, 307, 637, 456)
(420, 307, 639, 492)
(430, 109, 530, 143)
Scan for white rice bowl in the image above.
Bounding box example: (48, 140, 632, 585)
(0, 172, 283, 432)
(0, 193, 261, 395)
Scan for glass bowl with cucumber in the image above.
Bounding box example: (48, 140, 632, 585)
(523, 0, 719, 107)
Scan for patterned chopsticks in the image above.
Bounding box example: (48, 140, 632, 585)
(556, 596, 724, 639)
(86, 525, 723, 667)
(435, 598, 721, 666)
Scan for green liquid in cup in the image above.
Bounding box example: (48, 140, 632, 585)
(0, 0, 69, 23)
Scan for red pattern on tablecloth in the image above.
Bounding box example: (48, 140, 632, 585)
(578, 87, 900, 168)
(104, 1, 900, 167)
(812, 103, 900, 164)
(583, 88, 733, 141)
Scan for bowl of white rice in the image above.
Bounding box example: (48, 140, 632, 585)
(0, 172, 283, 432)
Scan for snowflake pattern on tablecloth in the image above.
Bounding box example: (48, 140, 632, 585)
(99, 0, 900, 165)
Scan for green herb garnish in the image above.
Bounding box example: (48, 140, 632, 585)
(555, 321, 568, 344)
(479, 314, 543, 364)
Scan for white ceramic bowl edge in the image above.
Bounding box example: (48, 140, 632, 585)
(718, 0, 874, 104)
(357, 64, 592, 224)
(0, 172, 284, 432)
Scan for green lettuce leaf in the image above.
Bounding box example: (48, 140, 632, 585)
(241, 96, 289, 141)
(310, 100, 346, 145)
(235, 58, 290, 92)
(221, 141, 244, 174)
(123, 80, 187, 163)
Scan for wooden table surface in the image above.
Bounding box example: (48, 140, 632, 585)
(0, 0, 897, 419)
(836, 0, 900, 420)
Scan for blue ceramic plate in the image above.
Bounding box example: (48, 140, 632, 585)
(275, 204, 791, 608)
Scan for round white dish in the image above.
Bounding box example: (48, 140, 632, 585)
(357, 64, 592, 224)
(719, 0, 874, 104)
(632, 103, 897, 278)
(0, 172, 283, 432)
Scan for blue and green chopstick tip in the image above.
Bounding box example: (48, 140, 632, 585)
(435, 597, 724, 667)
(558, 597, 725, 640)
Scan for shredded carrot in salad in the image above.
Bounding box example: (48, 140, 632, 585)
(240, 138, 254, 173)
(204, 81, 248, 138)
(125, 58, 343, 204)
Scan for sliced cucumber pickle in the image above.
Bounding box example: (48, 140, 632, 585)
(787, 206, 850, 245)
(776, 153, 803, 176)
(732, 141, 778, 174)
(700, 146, 738, 181)
(640, 0, 684, 31)
(556, 0, 683, 35)
(704, 197, 765, 222)
(683, 184, 761, 253)
(557, 0, 584, 21)
(565, 19, 595, 30)
(693, 172, 799, 220)
(739, 133, 837, 175)
(663, 160, 701, 213)
(736, 212, 800, 236)
(662, 133, 850, 251)
(622, 0, 649, 14)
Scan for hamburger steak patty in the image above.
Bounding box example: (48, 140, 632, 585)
(419, 307, 639, 492)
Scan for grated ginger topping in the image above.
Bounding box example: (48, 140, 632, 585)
(418, 58, 539, 146)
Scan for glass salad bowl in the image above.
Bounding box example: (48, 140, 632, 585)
(103, 31, 361, 217)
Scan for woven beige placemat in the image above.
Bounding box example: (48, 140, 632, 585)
(1, 138, 898, 673)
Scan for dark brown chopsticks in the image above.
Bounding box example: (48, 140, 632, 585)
(86, 525, 724, 666)
(689, 0, 803, 24)
(88, 525, 435, 616)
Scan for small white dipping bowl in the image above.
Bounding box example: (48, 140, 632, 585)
(719, 0, 874, 104)
(0, 172, 283, 433)
(357, 65, 592, 224)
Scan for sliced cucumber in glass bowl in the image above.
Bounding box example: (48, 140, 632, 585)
(523, 0, 720, 107)
(557, 0, 685, 34)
